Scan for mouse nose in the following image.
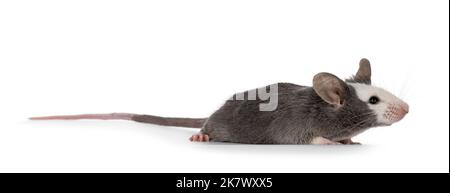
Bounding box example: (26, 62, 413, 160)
(385, 102, 409, 123)
(401, 103, 409, 114)
(396, 104, 409, 120)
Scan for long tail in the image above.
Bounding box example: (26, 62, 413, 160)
(29, 113, 207, 128)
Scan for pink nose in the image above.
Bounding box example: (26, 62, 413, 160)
(398, 104, 409, 119)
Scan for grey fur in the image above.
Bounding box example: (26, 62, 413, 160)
(199, 59, 381, 144)
(201, 82, 378, 144)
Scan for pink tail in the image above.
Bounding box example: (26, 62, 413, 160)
(29, 113, 206, 128)
(29, 113, 134, 121)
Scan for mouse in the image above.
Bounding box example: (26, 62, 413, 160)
(30, 58, 409, 144)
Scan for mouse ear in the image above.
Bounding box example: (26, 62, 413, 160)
(352, 58, 372, 84)
(313, 72, 348, 107)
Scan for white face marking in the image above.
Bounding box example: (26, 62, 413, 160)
(349, 83, 409, 125)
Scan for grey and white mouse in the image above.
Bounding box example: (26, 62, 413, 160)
(30, 58, 409, 144)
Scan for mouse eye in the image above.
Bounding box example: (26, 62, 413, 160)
(369, 96, 380, 104)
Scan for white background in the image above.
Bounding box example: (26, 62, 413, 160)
(0, 0, 448, 173)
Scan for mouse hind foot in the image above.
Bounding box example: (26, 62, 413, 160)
(189, 134, 210, 142)
(310, 136, 342, 145)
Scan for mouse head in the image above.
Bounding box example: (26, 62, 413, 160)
(312, 58, 409, 126)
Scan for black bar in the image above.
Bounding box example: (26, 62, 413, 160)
(0, 173, 448, 192)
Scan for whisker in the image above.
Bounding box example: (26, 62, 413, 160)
(397, 64, 415, 101)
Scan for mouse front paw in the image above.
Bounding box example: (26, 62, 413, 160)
(339, 139, 361, 145)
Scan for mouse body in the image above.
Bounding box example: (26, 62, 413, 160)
(31, 58, 409, 145)
(202, 83, 374, 144)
